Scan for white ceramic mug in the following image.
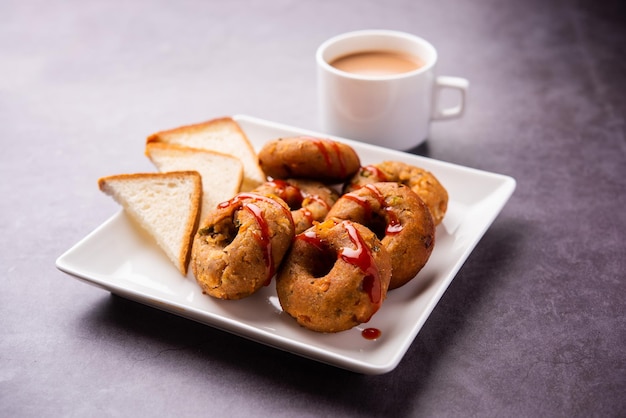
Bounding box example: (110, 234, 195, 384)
(316, 30, 469, 150)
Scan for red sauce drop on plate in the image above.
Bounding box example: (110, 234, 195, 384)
(362, 327, 381, 340)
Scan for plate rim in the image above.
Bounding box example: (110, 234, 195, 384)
(56, 114, 516, 375)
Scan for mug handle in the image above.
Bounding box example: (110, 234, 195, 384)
(432, 76, 469, 120)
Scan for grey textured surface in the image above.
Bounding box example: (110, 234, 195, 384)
(1, 0, 624, 416)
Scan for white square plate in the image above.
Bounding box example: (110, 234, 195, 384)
(56, 115, 516, 375)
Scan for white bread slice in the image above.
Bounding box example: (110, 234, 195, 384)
(98, 171, 202, 275)
(146, 117, 266, 192)
(145, 142, 243, 221)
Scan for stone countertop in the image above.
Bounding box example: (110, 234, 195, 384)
(1, 0, 624, 416)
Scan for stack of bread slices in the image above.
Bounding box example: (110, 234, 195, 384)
(98, 117, 265, 275)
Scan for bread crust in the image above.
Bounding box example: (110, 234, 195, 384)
(145, 141, 243, 221)
(98, 171, 202, 275)
(146, 116, 265, 192)
(146, 117, 242, 143)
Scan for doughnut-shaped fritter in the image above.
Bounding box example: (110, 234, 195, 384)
(276, 219, 392, 333)
(192, 192, 295, 300)
(258, 136, 360, 183)
(327, 182, 435, 290)
(344, 161, 448, 225)
(253, 178, 339, 234)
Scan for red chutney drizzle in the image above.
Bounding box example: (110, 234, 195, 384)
(243, 202, 274, 284)
(308, 137, 347, 179)
(340, 221, 382, 306)
(361, 327, 381, 340)
(218, 193, 293, 223)
(363, 184, 402, 234)
(218, 193, 294, 284)
(343, 193, 374, 219)
(304, 194, 332, 211)
(300, 208, 314, 224)
(343, 185, 403, 235)
(360, 165, 388, 182)
(266, 179, 303, 208)
(296, 222, 382, 306)
(297, 228, 326, 252)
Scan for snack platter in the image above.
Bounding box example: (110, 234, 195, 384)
(56, 115, 516, 375)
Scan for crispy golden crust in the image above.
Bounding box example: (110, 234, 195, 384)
(344, 161, 448, 225)
(252, 179, 339, 234)
(146, 116, 266, 192)
(146, 117, 239, 142)
(258, 136, 360, 183)
(276, 219, 391, 333)
(191, 192, 295, 300)
(328, 182, 435, 290)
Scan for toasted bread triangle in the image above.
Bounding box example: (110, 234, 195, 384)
(98, 171, 202, 275)
(146, 117, 266, 192)
(145, 142, 243, 221)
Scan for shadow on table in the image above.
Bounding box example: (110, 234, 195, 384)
(79, 218, 524, 417)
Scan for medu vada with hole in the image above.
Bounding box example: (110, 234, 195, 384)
(344, 161, 448, 225)
(252, 178, 339, 234)
(276, 219, 392, 333)
(257, 136, 360, 183)
(327, 182, 435, 290)
(191, 192, 295, 300)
